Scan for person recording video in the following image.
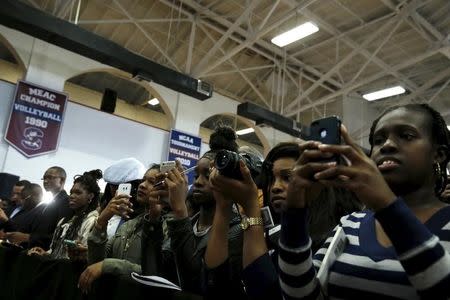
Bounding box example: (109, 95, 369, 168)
(28, 170, 101, 260)
(280, 104, 450, 299)
(147, 125, 245, 295)
(78, 164, 167, 294)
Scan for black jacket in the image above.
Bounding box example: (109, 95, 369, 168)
(167, 212, 244, 297)
(0, 204, 44, 233)
(29, 190, 72, 249)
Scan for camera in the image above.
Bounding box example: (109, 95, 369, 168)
(214, 149, 262, 181)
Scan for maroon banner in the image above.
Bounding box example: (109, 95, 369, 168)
(4, 81, 67, 158)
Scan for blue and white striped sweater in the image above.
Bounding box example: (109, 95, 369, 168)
(278, 199, 450, 299)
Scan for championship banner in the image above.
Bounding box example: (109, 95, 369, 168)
(4, 81, 68, 158)
(167, 129, 202, 184)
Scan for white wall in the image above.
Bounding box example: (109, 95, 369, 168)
(342, 96, 381, 149)
(0, 80, 209, 194)
(258, 126, 300, 149)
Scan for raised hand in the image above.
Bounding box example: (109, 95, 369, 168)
(149, 161, 189, 219)
(164, 160, 189, 217)
(286, 140, 334, 209)
(313, 125, 396, 211)
(97, 194, 133, 230)
(67, 241, 88, 261)
(210, 160, 259, 216)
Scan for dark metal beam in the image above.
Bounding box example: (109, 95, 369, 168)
(0, 0, 212, 100)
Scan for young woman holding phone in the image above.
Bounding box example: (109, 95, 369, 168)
(280, 104, 450, 299)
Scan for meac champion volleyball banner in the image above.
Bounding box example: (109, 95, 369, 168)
(4, 80, 68, 158)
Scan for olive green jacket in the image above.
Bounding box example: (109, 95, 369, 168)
(88, 214, 161, 277)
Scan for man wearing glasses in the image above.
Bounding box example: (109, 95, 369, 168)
(1, 183, 43, 245)
(28, 166, 71, 249)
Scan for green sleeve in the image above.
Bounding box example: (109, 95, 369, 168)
(102, 258, 142, 277)
(87, 225, 112, 264)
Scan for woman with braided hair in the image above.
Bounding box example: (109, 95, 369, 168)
(207, 142, 361, 299)
(28, 169, 101, 259)
(279, 103, 450, 299)
(147, 125, 244, 295)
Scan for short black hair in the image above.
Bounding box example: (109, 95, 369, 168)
(48, 166, 67, 180)
(15, 180, 31, 187)
(369, 103, 450, 195)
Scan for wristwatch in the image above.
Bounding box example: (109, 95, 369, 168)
(240, 215, 263, 230)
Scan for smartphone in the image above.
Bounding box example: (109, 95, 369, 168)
(157, 161, 176, 205)
(160, 161, 176, 173)
(63, 239, 77, 248)
(304, 116, 341, 163)
(261, 206, 274, 229)
(117, 183, 132, 196)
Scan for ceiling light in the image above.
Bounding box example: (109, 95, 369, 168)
(148, 98, 159, 106)
(271, 22, 319, 47)
(362, 86, 406, 101)
(447, 125, 450, 131)
(236, 128, 255, 136)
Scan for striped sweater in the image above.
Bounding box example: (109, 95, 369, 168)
(278, 198, 450, 299)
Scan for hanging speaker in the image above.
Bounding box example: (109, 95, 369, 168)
(100, 88, 117, 113)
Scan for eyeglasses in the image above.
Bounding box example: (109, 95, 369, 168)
(41, 175, 61, 180)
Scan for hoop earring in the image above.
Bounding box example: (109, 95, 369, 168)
(434, 162, 442, 177)
(434, 162, 446, 194)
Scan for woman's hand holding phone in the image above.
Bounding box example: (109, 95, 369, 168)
(149, 160, 188, 219)
(210, 160, 259, 216)
(286, 141, 334, 209)
(97, 193, 133, 230)
(66, 240, 88, 261)
(313, 125, 396, 211)
(164, 160, 189, 218)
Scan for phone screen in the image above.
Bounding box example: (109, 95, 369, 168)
(117, 183, 132, 196)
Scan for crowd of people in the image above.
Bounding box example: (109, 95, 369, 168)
(1, 103, 450, 299)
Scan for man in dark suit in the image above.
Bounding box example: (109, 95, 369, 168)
(27, 166, 72, 249)
(1, 184, 43, 244)
(5, 180, 31, 218)
(0, 180, 31, 240)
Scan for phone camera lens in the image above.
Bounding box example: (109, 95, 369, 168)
(320, 129, 327, 138)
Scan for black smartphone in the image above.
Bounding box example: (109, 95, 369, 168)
(304, 116, 341, 163)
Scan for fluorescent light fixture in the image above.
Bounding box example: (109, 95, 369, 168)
(362, 86, 406, 101)
(236, 128, 255, 136)
(271, 22, 319, 47)
(148, 98, 159, 106)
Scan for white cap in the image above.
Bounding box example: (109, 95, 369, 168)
(103, 157, 146, 185)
